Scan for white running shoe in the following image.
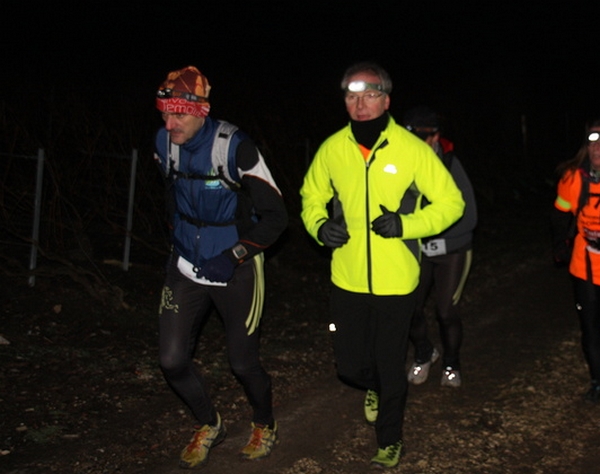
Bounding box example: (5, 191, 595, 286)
(441, 367, 462, 388)
(407, 348, 440, 385)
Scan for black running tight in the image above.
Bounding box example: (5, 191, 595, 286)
(572, 276, 600, 382)
(410, 250, 471, 369)
(158, 254, 273, 427)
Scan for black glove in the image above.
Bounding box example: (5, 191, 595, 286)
(197, 253, 237, 283)
(371, 205, 402, 238)
(318, 219, 350, 248)
(550, 207, 574, 268)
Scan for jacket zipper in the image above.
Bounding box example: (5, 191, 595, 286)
(365, 139, 389, 294)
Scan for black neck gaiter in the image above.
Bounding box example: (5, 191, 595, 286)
(351, 113, 389, 150)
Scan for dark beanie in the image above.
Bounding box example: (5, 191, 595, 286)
(402, 106, 440, 130)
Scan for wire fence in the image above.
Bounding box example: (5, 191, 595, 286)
(0, 149, 44, 286)
(0, 147, 168, 288)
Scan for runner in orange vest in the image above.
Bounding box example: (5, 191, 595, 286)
(552, 118, 600, 403)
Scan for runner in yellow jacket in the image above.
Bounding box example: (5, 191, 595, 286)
(302, 115, 464, 295)
(300, 62, 464, 470)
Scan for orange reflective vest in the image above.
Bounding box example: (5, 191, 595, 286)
(555, 167, 600, 284)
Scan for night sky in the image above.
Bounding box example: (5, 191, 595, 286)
(2, 1, 599, 176)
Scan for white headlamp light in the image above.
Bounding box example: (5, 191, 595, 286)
(346, 81, 384, 93)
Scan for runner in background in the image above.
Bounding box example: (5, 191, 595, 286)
(403, 106, 477, 389)
(552, 118, 600, 403)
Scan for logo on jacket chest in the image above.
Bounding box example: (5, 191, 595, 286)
(204, 168, 222, 189)
(383, 164, 398, 174)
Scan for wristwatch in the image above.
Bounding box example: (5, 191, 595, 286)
(231, 244, 248, 261)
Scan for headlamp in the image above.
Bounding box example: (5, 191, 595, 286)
(156, 88, 208, 103)
(346, 81, 384, 93)
(588, 131, 600, 143)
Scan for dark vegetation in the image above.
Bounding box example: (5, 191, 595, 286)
(0, 69, 575, 297)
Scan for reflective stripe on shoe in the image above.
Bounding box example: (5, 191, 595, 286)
(179, 413, 226, 469)
(364, 389, 379, 426)
(240, 421, 278, 460)
(441, 367, 462, 388)
(369, 440, 403, 469)
(407, 348, 440, 385)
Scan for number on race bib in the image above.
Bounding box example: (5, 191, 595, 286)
(421, 239, 447, 257)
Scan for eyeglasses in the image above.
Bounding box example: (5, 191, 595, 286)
(344, 92, 384, 104)
(588, 131, 600, 143)
(156, 88, 208, 103)
(406, 125, 439, 140)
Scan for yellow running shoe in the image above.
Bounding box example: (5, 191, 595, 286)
(369, 440, 403, 469)
(364, 389, 379, 426)
(179, 413, 226, 469)
(240, 421, 278, 460)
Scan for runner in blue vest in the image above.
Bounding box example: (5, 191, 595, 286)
(153, 66, 288, 469)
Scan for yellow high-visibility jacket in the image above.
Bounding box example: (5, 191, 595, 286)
(301, 116, 465, 296)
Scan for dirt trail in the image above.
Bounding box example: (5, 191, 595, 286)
(145, 245, 598, 474)
(144, 373, 361, 474)
(3, 199, 600, 474)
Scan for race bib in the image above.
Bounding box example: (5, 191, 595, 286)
(421, 238, 447, 257)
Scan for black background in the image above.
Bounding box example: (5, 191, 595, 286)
(2, 1, 599, 181)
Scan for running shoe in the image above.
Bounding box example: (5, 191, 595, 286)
(179, 413, 226, 469)
(369, 440, 403, 469)
(441, 366, 462, 388)
(364, 389, 379, 426)
(407, 348, 440, 385)
(240, 421, 278, 460)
